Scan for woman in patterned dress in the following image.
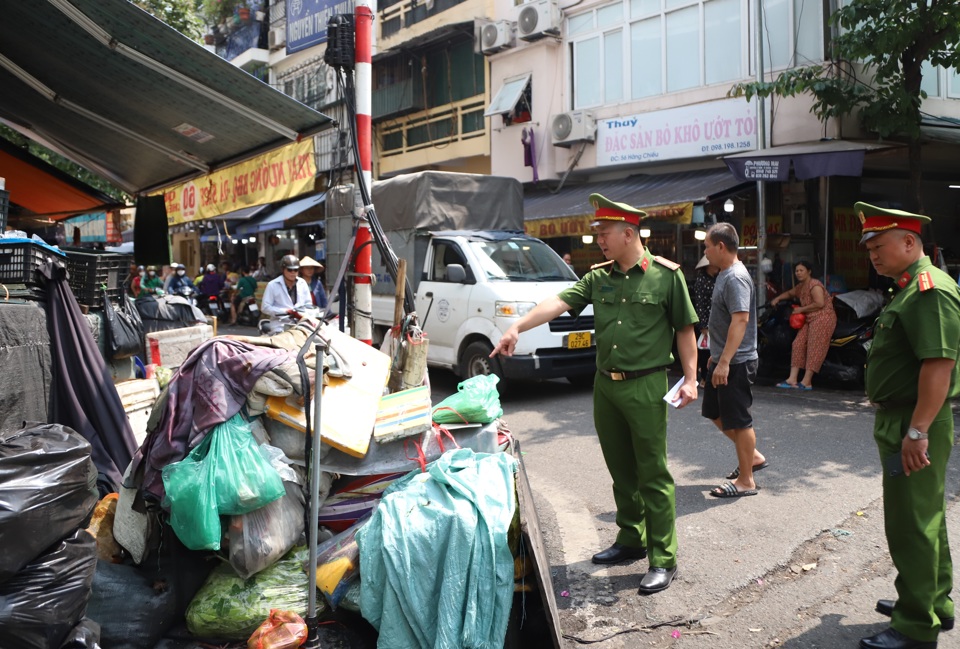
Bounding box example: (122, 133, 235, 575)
(769, 259, 837, 390)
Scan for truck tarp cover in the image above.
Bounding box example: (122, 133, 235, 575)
(371, 171, 523, 232)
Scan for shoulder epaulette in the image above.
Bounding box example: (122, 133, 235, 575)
(654, 256, 680, 271)
(590, 260, 615, 270)
(917, 270, 935, 292)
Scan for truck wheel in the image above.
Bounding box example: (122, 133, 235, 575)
(459, 341, 501, 381)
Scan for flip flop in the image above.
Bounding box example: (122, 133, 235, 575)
(709, 482, 759, 498)
(775, 382, 799, 389)
(798, 385, 813, 391)
(726, 461, 769, 480)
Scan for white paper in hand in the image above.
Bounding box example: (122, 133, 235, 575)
(663, 377, 685, 408)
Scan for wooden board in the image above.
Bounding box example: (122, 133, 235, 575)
(265, 327, 391, 458)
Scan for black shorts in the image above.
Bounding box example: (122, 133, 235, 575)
(701, 359, 758, 430)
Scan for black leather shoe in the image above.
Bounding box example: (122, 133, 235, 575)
(859, 628, 937, 649)
(876, 599, 954, 631)
(591, 543, 647, 565)
(638, 567, 677, 594)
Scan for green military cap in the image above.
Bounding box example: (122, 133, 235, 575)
(856, 201, 931, 244)
(589, 193, 648, 227)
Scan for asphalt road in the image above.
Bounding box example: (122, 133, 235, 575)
(429, 369, 960, 649)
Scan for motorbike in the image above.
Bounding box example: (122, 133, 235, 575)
(258, 306, 323, 336)
(235, 295, 260, 327)
(171, 283, 198, 308)
(199, 293, 225, 319)
(756, 298, 878, 387)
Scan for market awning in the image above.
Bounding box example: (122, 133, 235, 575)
(0, 0, 332, 196)
(235, 193, 326, 235)
(723, 140, 894, 182)
(524, 168, 748, 238)
(0, 138, 123, 220)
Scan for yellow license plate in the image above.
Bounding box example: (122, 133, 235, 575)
(566, 332, 591, 349)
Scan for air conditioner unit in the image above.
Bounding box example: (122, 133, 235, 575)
(517, 0, 560, 41)
(551, 110, 596, 147)
(480, 20, 515, 54)
(268, 27, 286, 50)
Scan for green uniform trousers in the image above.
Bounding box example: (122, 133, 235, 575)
(875, 403, 954, 642)
(593, 370, 677, 568)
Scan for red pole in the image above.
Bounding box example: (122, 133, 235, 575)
(352, 3, 374, 345)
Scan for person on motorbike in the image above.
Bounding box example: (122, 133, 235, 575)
(163, 263, 193, 296)
(261, 254, 312, 326)
(199, 263, 225, 308)
(141, 265, 164, 295)
(227, 266, 258, 326)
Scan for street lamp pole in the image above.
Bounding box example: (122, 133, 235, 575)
(755, 0, 767, 298)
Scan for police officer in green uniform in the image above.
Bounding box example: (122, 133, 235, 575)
(492, 194, 699, 594)
(858, 202, 960, 649)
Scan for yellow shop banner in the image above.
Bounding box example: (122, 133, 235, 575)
(161, 139, 316, 225)
(524, 202, 694, 238)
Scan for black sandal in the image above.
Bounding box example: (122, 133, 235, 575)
(725, 461, 769, 480)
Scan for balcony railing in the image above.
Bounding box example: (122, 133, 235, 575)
(372, 78, 425, 121)
(269, 0, 286, 29)
(378, 95, 486, 157)
(380, 0, 471, 39)
(216, 21, 267, 62)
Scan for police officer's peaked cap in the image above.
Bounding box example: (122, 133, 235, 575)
(856, 202, 931, 245)
(589, 193, 648, 227)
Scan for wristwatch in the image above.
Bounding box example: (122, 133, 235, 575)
(907, 427, 928, 441)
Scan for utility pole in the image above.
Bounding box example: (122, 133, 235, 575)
(352, 0, 374, 345)
(754, 0, 767, 297)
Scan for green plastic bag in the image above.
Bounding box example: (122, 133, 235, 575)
(162, 434, 221, 550)
(209, 415, 285, 516)
(162, 414, 285, 551)
(432, 374, 503, 424)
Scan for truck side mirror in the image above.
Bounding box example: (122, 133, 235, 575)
(446, 264, 466, 283)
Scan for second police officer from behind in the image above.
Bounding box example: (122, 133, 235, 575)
(261, 254, 313, 325)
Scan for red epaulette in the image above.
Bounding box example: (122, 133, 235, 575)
(917, 270, 935, 292)
(590, 260, 615, 270)
(654, 256, 680, 271)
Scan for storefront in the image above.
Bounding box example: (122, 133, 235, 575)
(523, 168, 749, 278)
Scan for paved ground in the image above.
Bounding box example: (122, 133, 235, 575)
(428, 369, 960, 649)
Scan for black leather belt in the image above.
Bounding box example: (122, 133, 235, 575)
(600, 366, 668, 381)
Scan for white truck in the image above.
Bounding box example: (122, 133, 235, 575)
(326, 171, 596, 385)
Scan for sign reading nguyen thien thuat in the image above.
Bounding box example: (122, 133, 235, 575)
(596, 98, 760, 167)
(160, 139, 317, 225)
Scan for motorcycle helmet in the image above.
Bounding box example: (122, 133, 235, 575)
(281, 254, 300, 271)
(146, 265, 157, 276)
(206, 263, 216, 272)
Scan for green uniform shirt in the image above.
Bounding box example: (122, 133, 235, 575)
(558, 250, 698, 371)
(865, 256, 960, 403)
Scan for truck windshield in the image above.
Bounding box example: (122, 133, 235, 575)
(469, 238, 578, 281)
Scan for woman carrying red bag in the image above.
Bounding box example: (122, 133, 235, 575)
(769, 259, 836, 390)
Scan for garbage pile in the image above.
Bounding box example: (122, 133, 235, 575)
(64, 320, 526, 649)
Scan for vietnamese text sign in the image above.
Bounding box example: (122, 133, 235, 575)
(525, 202, 694, 238)
(287, 0, 356, 53)
(161, 139, 316, 225)
(741, 214, 783, 248)
(833, 207, 871, 288)
(597, 98, 759, 167)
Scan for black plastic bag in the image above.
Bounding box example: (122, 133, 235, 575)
(58, 619, 101, 649)
(86, 527, 213, 649)
(0, 528, 98, 649)
(0, 423, 98, 584)
(102, 287, 143, 360)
